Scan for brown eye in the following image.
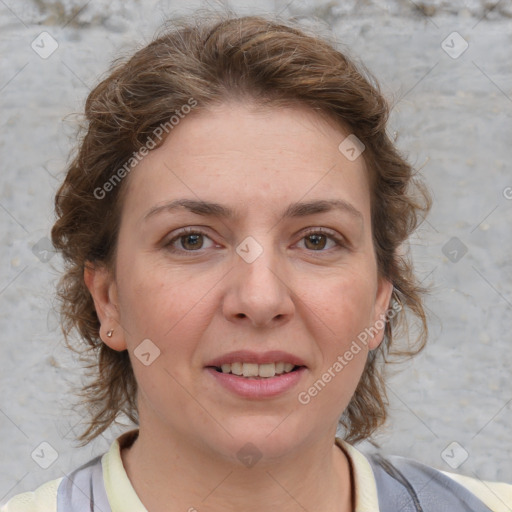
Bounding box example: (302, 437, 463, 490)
(299, 228, 345, 252)
(180, 232, 204, 250)
(304, 233, 328, 250)
(165, 228, 214, 253)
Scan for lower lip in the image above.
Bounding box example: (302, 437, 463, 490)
(205, 367, 306, 399)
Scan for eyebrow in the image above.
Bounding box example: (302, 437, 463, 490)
(143, 198, 364, 224)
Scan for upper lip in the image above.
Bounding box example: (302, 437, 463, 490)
(205, 350, 307, 368)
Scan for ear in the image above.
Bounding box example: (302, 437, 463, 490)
(84, 262, 126, 351)
(367, 275, 394, 351)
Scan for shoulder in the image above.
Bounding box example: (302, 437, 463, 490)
(440, 469, 512, 512)
(370, 452, 512, 512)
(0, 430, 139, 512)
(0, 478, 62, 512)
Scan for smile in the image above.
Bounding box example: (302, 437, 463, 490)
(206, 365, 306, 398)
(213, 362, 300, 378)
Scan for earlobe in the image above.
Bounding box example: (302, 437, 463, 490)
(83, 262, 126, 351)
(367, 276, 394, 351)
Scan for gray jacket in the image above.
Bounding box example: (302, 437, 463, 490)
(57, 452, 493, 511)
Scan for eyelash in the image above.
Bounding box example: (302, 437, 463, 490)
(164, 227, 347, 254)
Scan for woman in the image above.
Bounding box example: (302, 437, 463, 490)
(2, 11, 510, 512)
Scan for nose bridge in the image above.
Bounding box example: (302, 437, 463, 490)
(237, 232, 284, 295)
(225, 232, 294, 326)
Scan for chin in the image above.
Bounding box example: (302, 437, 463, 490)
(208, 416, 306, 461)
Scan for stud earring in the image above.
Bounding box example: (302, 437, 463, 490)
(106, 329, 114, 338)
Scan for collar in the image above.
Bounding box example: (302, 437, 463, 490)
(102, 429, 379, 512)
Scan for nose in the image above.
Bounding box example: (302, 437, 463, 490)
(222, 240, 295, 328)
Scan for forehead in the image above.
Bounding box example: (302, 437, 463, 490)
(122, 102, 371, 225)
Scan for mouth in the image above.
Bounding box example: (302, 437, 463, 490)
(205, 363, 307, 398)
(208, 362, 304, 379)
(204, 350, 308, 397)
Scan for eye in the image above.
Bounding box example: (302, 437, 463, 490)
(164, 227, 346, 254)
(164, 228, 215, 253)
(297, 228, 346, 252)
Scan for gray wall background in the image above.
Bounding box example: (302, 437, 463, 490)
(1, 0, 511, 503)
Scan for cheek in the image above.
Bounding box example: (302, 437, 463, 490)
(303, 267, 377, 341)
(299, 275, 374, 419)
(117, 272, 170, 337)
(116, 255, 217, 361)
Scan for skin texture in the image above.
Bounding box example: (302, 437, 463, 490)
(85, 102, 393, 511)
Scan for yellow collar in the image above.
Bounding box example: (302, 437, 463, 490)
(102, 429, 379, 512)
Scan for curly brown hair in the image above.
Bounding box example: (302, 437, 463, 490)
(51, 9, 431, 446)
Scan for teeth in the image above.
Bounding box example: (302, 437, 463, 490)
(231, 362, 243, 376)
(218, 362, 298, 378)
(242, 363, 259, 377)
(258, 363, 276, 378)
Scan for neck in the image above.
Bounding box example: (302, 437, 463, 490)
(121, 425, 353, 512)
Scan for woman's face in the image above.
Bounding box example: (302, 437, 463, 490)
(91, 102, 392, 461)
